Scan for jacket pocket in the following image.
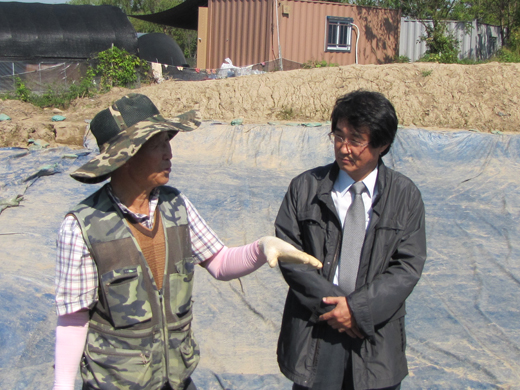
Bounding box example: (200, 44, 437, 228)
(375, 219, 404, 240)
(398, 316, 406, 353)
(373, 220, 404, 273)
(168, 272, 194, 316)
(362, 316, 408, 377)
(298, 209, 326, 229)
(101, 265, 153, 328)
(298, 208, 326, 257)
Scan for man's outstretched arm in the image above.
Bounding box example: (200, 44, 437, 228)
(202, 237, 321, 281)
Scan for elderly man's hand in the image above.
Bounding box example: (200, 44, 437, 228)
(258, 236, 322, 269)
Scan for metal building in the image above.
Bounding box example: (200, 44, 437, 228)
(135, 0, 401, 70)
(399, 18, 503, 62)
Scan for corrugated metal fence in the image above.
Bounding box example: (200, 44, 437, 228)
(400, 18, 502, 62)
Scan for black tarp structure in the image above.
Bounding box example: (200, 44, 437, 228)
(138, 33, 188, 66)
(0, 124, 519, 389)
(0, 2, 139, 93)
(130, 0, 208, 30)
(0, 2, 138, 60)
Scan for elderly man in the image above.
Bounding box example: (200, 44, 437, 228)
(275, 90, 427, 390)
(53, 94, 320, 390)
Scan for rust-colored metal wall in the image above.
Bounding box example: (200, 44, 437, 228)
(204, 0, 400, 69)
(206, 0, 273, 69)
(278, 0, 400, 65)
(197, 7, 209, 69)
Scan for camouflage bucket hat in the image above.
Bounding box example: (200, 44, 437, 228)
(71, 93, 201, 184)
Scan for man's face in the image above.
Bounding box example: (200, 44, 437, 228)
(333, 118, 388, 182)
(125, 132, 173, 189)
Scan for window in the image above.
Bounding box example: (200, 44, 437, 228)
(326, 17, 353, 52)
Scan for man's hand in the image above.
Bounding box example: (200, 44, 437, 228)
(319, 296, 364, 339)
(258, 236, 322, 269)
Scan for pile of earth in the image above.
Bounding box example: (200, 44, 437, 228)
(1, 62, 519, 148)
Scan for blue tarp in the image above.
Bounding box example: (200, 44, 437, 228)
(0, 124, 519, 389)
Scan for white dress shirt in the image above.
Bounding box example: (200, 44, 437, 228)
(331, 167, 379, 285)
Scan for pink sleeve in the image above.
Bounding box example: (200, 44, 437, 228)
(202, 241, 267, 281)
(54, 311, 89, 390)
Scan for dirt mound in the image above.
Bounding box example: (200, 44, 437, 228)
(1, 62, 518, 148)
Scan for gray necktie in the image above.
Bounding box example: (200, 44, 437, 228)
(338, 181, 366, 294)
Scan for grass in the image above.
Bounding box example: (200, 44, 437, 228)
(1, 76, 95, 109)
(277, 106, 296, 120)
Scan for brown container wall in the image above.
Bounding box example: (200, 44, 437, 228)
(207, 0, 273, 69)
(278, 0, 400, 66)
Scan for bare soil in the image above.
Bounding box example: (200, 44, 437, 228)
(1, 62, 519, 148)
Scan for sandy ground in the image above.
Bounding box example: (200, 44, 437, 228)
(1, 62, 519, 148)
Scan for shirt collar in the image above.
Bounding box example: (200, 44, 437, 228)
(106, 184, 160, 223)
(333, 166, 378, 199)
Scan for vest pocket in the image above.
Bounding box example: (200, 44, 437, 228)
(167, 326, 200, 384)
(82, 344, 154, 389)
(101, 265, 153, 328)
(168, 272, 194, 316)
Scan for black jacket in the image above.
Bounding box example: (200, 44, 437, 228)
(275, 160, 427, 389)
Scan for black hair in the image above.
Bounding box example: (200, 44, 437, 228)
(330, 90, 398, 156)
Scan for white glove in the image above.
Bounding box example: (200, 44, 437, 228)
(258, 236, 322, 269)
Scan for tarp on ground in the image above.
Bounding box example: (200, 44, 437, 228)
(0, 124, 519, 389)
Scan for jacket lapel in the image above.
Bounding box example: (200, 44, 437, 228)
(316, 162, 341, 226)
(368, 158, 388, 230)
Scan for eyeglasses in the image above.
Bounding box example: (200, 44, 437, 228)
(328, 133, 369, 150)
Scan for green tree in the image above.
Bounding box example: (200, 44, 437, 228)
(418, 23, 460, 62)
(407, 0, 463, 61)
(354, 0, 401, 6)
(346, 0, 463, 61)
(456, 0, 520, 48)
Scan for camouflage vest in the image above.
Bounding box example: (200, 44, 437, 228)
(70, 184, 200, 390)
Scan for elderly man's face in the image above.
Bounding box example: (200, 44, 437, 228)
(125, 132, 173, 190)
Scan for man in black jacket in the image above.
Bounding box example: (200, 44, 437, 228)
(275, 90, 427, 390)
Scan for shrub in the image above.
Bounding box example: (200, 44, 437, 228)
(14, 77, 32, 102)
(418, 52, 459, 63)
(92, 46, 149, 91)
(303, 59, 339, 69)
(507, 27, 520, 54)
(419, 23, 459, 64)
(494, 48, 520, 63)
(394, 55, 410, 63)
(277, 106, 296, 120)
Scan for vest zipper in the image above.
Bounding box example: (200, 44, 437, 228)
(158, 290, 170, 384)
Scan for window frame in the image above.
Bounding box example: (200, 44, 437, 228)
(325, 16, 354, 53)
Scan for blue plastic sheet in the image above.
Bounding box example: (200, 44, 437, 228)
(0, 124, 519, 389)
